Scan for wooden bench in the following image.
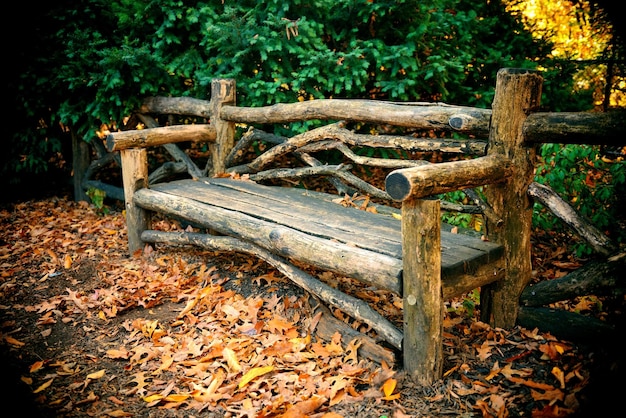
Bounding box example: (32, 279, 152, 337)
(107, 68, 623, 384)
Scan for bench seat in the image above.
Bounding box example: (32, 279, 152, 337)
(132, 178, 504, 299)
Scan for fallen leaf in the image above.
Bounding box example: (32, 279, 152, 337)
(33, 378, 54, 394)
(64, 254, 73, 269)
(223, 347, 242, 373)
(30, 360, 45, 373)
(551, 366, 565, 389)
(87, 369, 106, 380)
(279, 395, 327, 417)
(143, 394, 164, 403)
(4, 335, 25, 347)
(164, 393, 190, 402)
(106, 410, 133, 417)
(106, 348, 130, 359)
(381, 378, 400, 401)
(239, 365, 275, 389)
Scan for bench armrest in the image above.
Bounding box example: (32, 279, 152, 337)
(384, 154, 512, 201)
(106, 124, 216, 152)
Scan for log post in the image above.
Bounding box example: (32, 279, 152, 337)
(209, 79, 236, 176)
(402, 198, 443, 383)
(480, 68, 543, 328)
(120, 148, 150, 256)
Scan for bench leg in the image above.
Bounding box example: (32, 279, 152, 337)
(401, 198, 443, 384)
(121, 148, 150, 256)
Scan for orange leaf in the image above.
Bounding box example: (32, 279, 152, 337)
(106, 348, 130, 359)
(164, 394, 190, 402)
(4, 335, 25, 347)
(476, 340, 492, 361)
(238, 365, 274, 389)
(64, 254, 72, 269)
(30, 360, 45, 373)
(381, 378, 400, 400)
(143, 394, 163, 403)
(507, 376, 555, 390)
(280, 395, 327, 418)
(551, 366, 565, 389)
(106, 410, 133, 417)
(531, 387, 564, 402)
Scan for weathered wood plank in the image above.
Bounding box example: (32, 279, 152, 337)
(149, 178, 502, 277)
(134, 187, 404, 293)
(136, 179, 503, 297)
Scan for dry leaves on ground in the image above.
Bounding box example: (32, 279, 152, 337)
(0, 197, 622, 417)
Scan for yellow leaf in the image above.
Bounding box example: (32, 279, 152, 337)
(4, 335, 25, 347)
(551, 366, 565, 389)
(64, 254, 72, 269)
(164, 394, 190, 402)
(143, 394, 164, 403)
(87, 369, 106, 380)
(238, 365, 274, 389)
(98, 311, 107, 320)
(392, 213, 402, 220)
(223, 347, 242, 373)
(33, 378, 54, 394)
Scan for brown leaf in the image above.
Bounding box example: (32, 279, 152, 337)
(279, 395, 327, 418)
(106, 410, 133, 417)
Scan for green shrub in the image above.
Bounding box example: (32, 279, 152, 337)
(534, 143, 626, 256)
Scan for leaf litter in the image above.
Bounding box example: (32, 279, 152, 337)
(0, 197, 623, 417)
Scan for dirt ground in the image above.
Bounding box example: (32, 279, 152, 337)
(1, 194, 623, 418)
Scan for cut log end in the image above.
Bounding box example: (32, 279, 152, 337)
(385, 172, 411, 201)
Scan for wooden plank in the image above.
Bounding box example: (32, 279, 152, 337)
(149, 179, 502, 278)
(133, 188, 404, 293)
(144, 179, 502, 278)
(153, 179, 400, 254)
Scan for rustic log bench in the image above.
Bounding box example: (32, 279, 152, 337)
(108, 68, 562, 384)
